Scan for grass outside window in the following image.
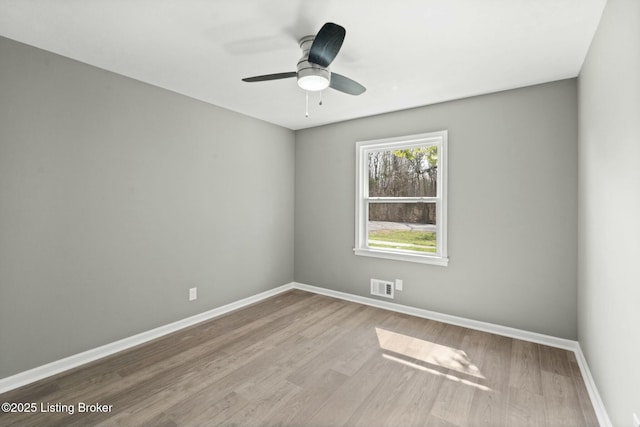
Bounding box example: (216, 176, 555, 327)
(368, 229, 437, 253)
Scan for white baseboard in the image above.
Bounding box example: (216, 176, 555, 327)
(290, 281, 612, 427)
(573, 343, 613, 427)
(0, 280, 612, 427)
(0, 283, 294, 394)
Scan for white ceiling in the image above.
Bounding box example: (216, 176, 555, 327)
(0, 0, 606, 130)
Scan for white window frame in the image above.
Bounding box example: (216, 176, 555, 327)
(354, 130, 448, 266)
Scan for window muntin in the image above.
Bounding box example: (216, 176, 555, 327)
(355, 131, 448, 266)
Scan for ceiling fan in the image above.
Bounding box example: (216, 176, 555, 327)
(242, 22, 366, 97)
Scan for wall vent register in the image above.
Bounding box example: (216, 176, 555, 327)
(371, 279, 394, 299)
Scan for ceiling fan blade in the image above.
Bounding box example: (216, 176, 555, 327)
(308, 22, 346, 67)
(329, 73, 366, 95)
(242, 72, 297, 82)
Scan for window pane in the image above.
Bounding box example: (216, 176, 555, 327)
(368, 203, 437, 253)
(368, 146, 438, 197)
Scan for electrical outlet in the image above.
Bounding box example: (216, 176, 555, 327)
(633, 413, 639, 427)
(189, 287, 197, 301)
(395, 279, 403, 291)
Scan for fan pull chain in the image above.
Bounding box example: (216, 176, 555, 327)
(319, 91, 323, 106)
(305, 91, 309, 118)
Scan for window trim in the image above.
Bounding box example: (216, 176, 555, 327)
(354, 131, 449, 266)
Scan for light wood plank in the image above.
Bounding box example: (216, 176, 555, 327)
(540, 370, 586, 427)
(509, 339, 543, 394)
(426, 325, 476, 426)
(507, 386, 547, 427)
(467, 333, 512, 427)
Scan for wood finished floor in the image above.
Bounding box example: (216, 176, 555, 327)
(0, 290, 599, 427)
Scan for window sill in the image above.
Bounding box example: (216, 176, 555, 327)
(353, 248, 449, 266)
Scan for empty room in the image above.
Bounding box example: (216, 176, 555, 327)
(0, 0, 638, 426)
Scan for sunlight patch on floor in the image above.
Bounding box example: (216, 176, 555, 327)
(381, 353, 491, 391)
(375, 327, 489, 390)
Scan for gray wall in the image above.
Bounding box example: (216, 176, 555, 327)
(578, 0, 640, 425)
(295, 79, 579, 339)
(0, 37, 295, 378)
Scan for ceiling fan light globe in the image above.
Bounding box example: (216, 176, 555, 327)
(298, 74, 329, 91)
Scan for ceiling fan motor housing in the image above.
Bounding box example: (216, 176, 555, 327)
(297, 35, 330, 91)
(241, 23, 364, 96)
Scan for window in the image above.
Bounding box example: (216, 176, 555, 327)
(354, 131, 448, 266)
